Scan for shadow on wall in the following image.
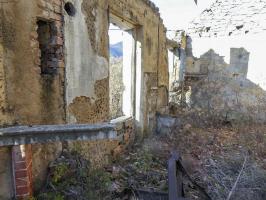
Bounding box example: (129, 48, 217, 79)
(171, 45, 266, 123)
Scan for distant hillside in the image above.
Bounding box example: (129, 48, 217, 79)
(110, 42, 123, 57)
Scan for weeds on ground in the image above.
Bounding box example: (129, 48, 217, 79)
(36, 151, 112, 200)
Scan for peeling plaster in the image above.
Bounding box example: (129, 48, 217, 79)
(64, 0, 108, 108)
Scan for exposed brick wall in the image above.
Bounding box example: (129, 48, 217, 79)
(12, 145, 33, 199)
(36, 0, 64, 75)
(37, 0, 65, 124)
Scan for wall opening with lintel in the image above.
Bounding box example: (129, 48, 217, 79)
(108, 13, 142, 121)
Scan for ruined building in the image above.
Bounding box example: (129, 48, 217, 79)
(0, 0, 169, 198)
(169, 0, 266, 123)
(188, 0, 266, 89)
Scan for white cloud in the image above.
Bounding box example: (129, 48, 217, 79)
(109, 0, 216, 44)
(152, 0, 216, 30)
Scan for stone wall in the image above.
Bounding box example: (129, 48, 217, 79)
(0, 32, 10, 125)
(177, 0, 266, 123)
(109, 0, 169, 134)
(32, 117, 134, 192)
(172, 47, 266, 123)
(0, 0, 168, 131)
(32, 143, 62, 192)
(0, 118, 134, 196)
(64, 0, 110, 124)
(1, 2, 66, 197)
(1, 0, 65, 126)
(188, 34, 266, 90)
(0, 0, 169, 198)
(187, 0, 266, 90)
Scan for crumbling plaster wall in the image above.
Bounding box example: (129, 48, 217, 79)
(0, 0, 169, 196)
(64, 0, 110, 124)
(0, 32, 10, 125)
(109, 0, 169, 134)
(0, 0, 169, 132)
(1, 0, 65, 126)
(0, 0, 67, 196)
(65, 0, 169, 133)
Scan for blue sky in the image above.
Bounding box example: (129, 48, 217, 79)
(151, 0, 216, 30)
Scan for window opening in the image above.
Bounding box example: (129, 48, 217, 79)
(37, 20, 58, 75)
(109, 23, 134, 119)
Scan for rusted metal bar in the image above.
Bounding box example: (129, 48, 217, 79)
(168, 151, 184, 200)
(132, 150, 210, 200)
(168, 151, 212, 200)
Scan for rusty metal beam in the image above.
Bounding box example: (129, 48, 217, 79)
(168, 151, 184, 200)
(168, 151, 212, 200)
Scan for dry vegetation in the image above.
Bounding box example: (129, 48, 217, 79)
(170, 124, 266, 200)
(35, 123, 266, 200)
(109, 57, 124, 119)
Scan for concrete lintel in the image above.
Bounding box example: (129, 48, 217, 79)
(0, 123, 118, 146)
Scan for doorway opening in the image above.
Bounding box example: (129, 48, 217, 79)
(108, 17, 136, 119)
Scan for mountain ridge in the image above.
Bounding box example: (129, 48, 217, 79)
(110, 42, 123, 57)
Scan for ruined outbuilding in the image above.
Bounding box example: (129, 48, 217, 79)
(0, 0, 169, 198)
(168, 0, 266, 123)
(188, 0, 266, 89)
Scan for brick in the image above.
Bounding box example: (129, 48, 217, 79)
(16, 186, 30, 196)
(27, 162, 32, 171)
(14, 162, 27, 170)
(12, 145, 33, 199)
(15, 170, 27, 179)
(15, 178, 29, 187)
